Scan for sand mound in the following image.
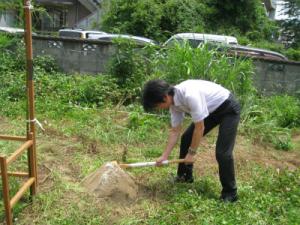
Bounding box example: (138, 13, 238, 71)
(82, 161, 138, 202)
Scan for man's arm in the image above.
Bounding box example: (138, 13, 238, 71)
(156, 125, 181, 164)
(184, 120, 205, 162)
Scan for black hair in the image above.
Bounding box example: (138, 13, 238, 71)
(142, 79, 174, 112)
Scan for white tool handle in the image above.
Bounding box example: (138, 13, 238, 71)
(126, 160, 170, 168)
(119, 159, 188, 169)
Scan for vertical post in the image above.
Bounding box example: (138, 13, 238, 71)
(23, 0, 37, 195)
(0, 157, 13, 225)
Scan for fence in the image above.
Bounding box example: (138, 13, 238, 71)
(1, 1, 37, 224)
(32, 35, 300, 96)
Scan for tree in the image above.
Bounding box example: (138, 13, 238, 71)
(101, 0, 209, 41)
(280, 0, 300, 48)
(100, 0, 278, 42)
(207, 0, 277, 38)
(101, 0, 163, 40)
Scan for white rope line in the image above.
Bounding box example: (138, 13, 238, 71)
(24, 1, 34, 10)
(27, 118, 45, 131)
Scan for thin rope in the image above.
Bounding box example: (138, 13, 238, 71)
(27, 118, 45, 131)
(23, 1, 33, 9)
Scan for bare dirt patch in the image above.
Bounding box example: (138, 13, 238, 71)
(192, 134, 300, 179)
(81, 161, 138, 203)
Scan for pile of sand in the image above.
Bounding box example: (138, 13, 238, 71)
(82, 161, 138, 202)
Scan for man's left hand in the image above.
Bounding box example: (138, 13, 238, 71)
(184, 153, 195, 164)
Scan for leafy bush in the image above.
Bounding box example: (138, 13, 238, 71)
(0, 71, 26, 101)
(108, 38, 158, 101)
(0, 33, 16, 48)
(240, 95, 300, 150)
(263, 95, 300, 128)
(34, 55, 60, 74)
(0, 35, 25, 72)
(34, 72, 121, 107)
(283, 48, 300, 61)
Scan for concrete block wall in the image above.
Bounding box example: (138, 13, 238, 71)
(33, 36, 116, 74)
(32, 36, 300, 96)
(253, 59, 300, 96)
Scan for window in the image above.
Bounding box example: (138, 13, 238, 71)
(59, 31, 81, 38)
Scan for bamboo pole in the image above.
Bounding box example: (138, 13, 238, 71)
(10, 177, 35, 208)
(0, 135, 27, 142)
(0, 172, 29, 177)
(23, 0, 37, 195)
(6, 140, 33, 165)
(0, 157, 13, 225)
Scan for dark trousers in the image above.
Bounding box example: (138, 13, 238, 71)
(177, 94, 240, 196)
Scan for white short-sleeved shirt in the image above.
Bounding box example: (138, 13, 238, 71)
(170, 80, 230, 127)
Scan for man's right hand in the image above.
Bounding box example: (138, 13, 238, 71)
(156, 155, 168, 166)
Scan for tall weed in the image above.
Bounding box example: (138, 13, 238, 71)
(153, 43, 256, 101)
(108, 39, 158, 102)
(240, 95, 300, 150)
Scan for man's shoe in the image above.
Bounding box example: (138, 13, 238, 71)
(221, 194, 238, 203)
(174, 175, 194, 183)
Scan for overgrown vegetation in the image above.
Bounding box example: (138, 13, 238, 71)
(107, 39, 300, 150)
(0, 31, 300, 224)
(280, 0, 300, 49)
(101, 0, 275, 42)
(100, 0, 300, 61)
(1, 34, 299, 149)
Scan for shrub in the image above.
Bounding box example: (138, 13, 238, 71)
(240, 95, 300, 150)
(108, 38, 158, 102)
(34, 72, 121, 107)
(263, 95, 300, 128)
(34, 55, 60, 74)
(0, 35, 25, 72)
(283, 48, 300, 61)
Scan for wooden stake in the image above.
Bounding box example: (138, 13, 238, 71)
(0, 157, 13, 225)
(23, 0, 37, 195)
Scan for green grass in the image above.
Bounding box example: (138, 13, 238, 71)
(0, 101, 299, 225)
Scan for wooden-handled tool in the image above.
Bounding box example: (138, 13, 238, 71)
(119, 159, 193, 169)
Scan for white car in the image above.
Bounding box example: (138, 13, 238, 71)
(58, 29, 107, 39)
(164, 33, 239, 47)
(163, 33, 287, 60)
(89, 34, 158, 46)
(0, 26, 26, 34)
(0, 26, 37, 35)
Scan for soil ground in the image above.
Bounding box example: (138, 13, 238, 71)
(0, 118, 299, 224)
